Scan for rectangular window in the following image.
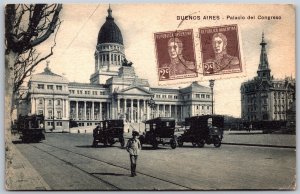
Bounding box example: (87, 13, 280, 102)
(162, 95, 166, 98)
(201, 94, 205, 98)
(39, 99, 43, 105)
(56, 85, 62, 90)
(37, 84, 44, 89)
(38, 110, 43, 115)
(48, 110, 53, 119)
(174, 95, 178, 99)
(168, 95, 172, 99)
(56, 122, 62, 126)
(57, 99, 61, 106)
(57, 111, 62, 119)
(48, 100, 52, 105)
(195, 94, 200, 98)
(156, 94, 161, 98)
(47, 122, 53, 126)
(47, 85, 53, 90)
(206, 95, 210, 98)
(207, 106, 210, 110)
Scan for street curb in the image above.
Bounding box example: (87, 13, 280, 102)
(222, 142, 296, 149)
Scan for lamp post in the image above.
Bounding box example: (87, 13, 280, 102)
(209, 80, 215, 115)
(147, 96, 156, 119)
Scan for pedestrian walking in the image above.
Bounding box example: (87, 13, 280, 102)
(126, 131, 141, 177)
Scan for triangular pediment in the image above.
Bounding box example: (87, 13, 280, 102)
(119, 86, 152, 95)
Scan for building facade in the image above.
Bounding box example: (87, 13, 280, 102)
(240, 33, 295, 122)
(21, 6, 213, 131)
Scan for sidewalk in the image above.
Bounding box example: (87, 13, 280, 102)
(6, 135, 51, 191)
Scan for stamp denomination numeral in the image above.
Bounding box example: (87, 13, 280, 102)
(159, 67, 170, 80)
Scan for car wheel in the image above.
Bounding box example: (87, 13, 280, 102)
(170, 139, 177, 149)
(152, 141, 158, 149)
(197, 140, 205, 148)
(177, 139, 183, 147)
(192, 142, 197, 147)
(213, 137, 221, 148)
(120, 138, 125, 147)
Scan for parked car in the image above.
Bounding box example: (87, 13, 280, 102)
(92, 119, 125, 147)
(139, 117, 177, 149)
(17, 114, 45, 143)
(177, 115, 224, 148)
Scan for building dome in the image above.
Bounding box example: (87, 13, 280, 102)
(97, 6, 123, 45)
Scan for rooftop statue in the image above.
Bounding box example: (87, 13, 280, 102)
(122, 58, 133, 67)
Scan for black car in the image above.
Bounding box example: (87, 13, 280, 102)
(139, 117, 177, 149)
(177, 115, 224, 148)
(17, 114, 45, 143)
(92, 119, 125, 147)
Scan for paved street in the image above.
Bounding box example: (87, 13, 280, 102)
(14, 133, 295, 190)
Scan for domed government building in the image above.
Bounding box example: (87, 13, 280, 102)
(19, 6, 213, 131)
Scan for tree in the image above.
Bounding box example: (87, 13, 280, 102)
(5, 4, 62, 187)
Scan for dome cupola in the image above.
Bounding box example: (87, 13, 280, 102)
(97, 5, 123, 45)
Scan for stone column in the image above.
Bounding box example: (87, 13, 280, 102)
(175, 105, 177, 120)
(131, 99, 133, 122)
(66, 100, 69, 119)
(62, 99, 65, 118)
(53, 98, 55, 119)
(76, 101, 78, 120)
(181, 105, 183, 121)
(92, 101, 94, 120)
(34, 98, 37, 114)
(143, 100, 146, 121)
(100, 102, 102, 120)
(124, 98, 127, 121)
(117, 98, 120, 118)
(107, 102, 110, 119)
(84, 101, 86, 120)
(163, 104, 166, 117)
(137, 99, 140, 122)
(97, 53, 100, 70)
(43, 98, 46, 117)
(108, 53, 111, 71)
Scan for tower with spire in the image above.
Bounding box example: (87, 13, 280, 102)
(240, 32, 295, 125)
(257, 32, 271, 80)
(90, 5, 125, 84)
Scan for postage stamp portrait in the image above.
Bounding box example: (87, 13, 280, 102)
(154, 29, 197, 81)
(199, 24, 242, 76)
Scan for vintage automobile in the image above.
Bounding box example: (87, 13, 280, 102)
(177, 115, 224, 148)
(17, 114, 45, 143)
(92, 119, 125, 147)
(139, 117, 177, 149)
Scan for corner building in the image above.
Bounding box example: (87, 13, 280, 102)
(240, 33, 295, 122)
(25, 6, 213, 131)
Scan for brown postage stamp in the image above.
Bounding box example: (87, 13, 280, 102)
(199, 24, 242, 76)
(154, 29, 197, 81)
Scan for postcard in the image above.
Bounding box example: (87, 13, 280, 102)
(5, 3, 295, 191)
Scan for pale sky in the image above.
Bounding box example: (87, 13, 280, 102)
(34, 4, 295, 117)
